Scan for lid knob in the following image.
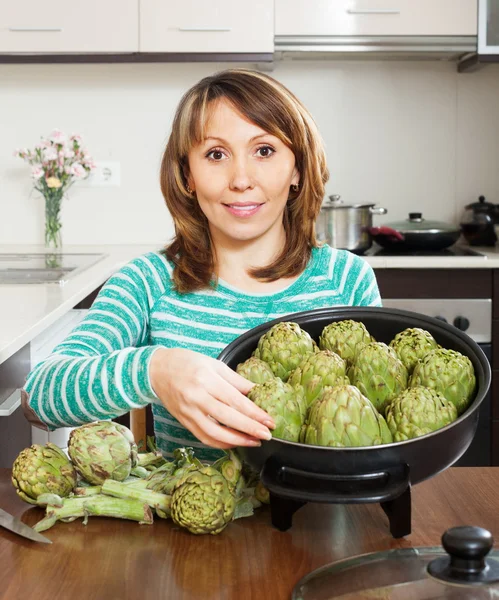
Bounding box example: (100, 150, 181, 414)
(428, 526, 499, 585)
(408, 212, 423, 220)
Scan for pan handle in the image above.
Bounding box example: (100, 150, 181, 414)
(261, 456, 410, 504)
(369, 207, 387, 216)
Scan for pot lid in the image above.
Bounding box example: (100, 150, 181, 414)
(321, 195, 376, 210)
(293, 527, 499, 600)
(465, 195, 497, 213)
(385, 213, 459, 234)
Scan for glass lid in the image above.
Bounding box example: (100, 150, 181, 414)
(385, 213, 459, 234)
(293, 527, 499, 600)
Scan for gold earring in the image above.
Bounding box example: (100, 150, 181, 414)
(291, 184, 299, 192)
(186, 184, 193, 194)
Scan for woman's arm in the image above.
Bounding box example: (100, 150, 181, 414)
(24, 254, 165, 430)
(354, 260, 382, 307)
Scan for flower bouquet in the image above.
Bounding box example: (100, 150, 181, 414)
(15, 130, 96, 249)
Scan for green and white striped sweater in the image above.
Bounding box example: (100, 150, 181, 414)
(24, 244, 381, 461)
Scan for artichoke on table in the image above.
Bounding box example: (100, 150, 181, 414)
(12, 442, 77, 505)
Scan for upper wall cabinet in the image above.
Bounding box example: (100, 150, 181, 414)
(0, 1, 138, 53)
(139, 0, 274, 53)
(276, 0, 478, 37)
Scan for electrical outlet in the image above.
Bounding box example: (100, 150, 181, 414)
(85, 161, 121, 187)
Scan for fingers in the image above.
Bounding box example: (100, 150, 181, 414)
(206, 398, 272, 441)
(213, 367, 276, 429)
(217, 361, 255, 394)
(185, 413, 264, 449)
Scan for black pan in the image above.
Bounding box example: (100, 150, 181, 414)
(217, 307, 490, 536)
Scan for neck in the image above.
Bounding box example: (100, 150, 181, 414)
(211, 225, 286, 282)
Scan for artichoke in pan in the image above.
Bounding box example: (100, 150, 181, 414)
(319, 320, 373, 366)
(288, 350, 350, 411)
(68, 421, 138, 485)
(12, 442, 77, 505)
(170, 466, 235, 535)
(349, 342, 408, 415)
(386, 386, 458, 442)
(236, 356, 275, 384)
(253, 321, 317, 381)
(409, 348, 476, 415)
(389, 327, 439, 374)
(300, 385, 393, 447)
(247, 378, 304, 442)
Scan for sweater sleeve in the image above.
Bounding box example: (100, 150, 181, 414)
(24, 253, 166, 430)
(353, 259, 382, 307)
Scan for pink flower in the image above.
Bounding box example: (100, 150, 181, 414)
(70, 163, 86, 179)
(70, 133, 82, 143)
(31, 166, 44, 180)
(49, 129, 67, 144)
(43, 147, 58, 161)
(64, 149, 75, 159)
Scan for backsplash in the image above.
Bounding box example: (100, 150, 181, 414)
(1, 59, 499, 246)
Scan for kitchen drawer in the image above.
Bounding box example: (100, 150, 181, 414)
(276, 0, 478, 37)
(0, 0, 138, 53)
(139, 0, 274, 53)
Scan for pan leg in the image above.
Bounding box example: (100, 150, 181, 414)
(380, 484, 412, 539)
(269, 493, 306, 531)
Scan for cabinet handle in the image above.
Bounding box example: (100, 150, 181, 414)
(178, 27, 232, 32)
(8, 27, 63, 32)
(0, 389, 21, 417)
(346, 9, 400, 15)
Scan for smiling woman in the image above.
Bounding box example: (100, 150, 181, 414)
(23, 69, 382, 462)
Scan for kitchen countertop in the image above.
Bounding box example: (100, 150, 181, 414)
(1, 467, 498, 600)
(0, 244, 159, 364)
(1, 242, 499, 366)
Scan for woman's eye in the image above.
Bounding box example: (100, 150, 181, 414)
(256, 145, 275, 158)
(206, 149, 226, 161)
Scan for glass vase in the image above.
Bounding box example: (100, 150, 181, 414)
(44, 188, 64, 249)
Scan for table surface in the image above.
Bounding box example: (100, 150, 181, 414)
(1, 467, 499, 600)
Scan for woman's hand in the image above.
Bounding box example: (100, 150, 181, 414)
(149, 347, 276, 450)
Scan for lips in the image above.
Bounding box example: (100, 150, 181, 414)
(223, 202, 264, 217)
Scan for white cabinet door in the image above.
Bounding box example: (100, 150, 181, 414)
(140, 0, 274, 53)
(0, 0, 138, 53)
(276, 0, 478, 37)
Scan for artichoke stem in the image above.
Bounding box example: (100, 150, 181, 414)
(102, 479, 171, 513)
(73, 486, 102, 497)
(137, 451, 165, 467)
(34, 495, 153, 532)
(130, 466, 149, 478)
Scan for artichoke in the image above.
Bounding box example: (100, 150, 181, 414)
(349, 342, 408, 415)
(236, 356, 275, 384)
(170, 466, 235, 535)
(389, 328, 439, 373)
(288, 350, 349, 410)
(319, 320, 373, 365)
(253, 321, 317, 381)
(247, 378, 304, 442)
(12, 442, 77, 505)
(409, 348, 476, 415)
(68, 421, 138, 485)
(301, 385, 393, 447)
(386, 386, 458, 442)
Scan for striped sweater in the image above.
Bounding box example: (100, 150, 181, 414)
(24, 244, 381, 461)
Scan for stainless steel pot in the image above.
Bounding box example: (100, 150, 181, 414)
(316, 195, 387, 254)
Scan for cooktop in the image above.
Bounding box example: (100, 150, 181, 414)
(363, 245, 487, 258)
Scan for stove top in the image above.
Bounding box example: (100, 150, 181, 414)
(363, 245, 487, 258)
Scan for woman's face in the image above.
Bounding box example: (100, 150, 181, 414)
(186, 99, 299, 247)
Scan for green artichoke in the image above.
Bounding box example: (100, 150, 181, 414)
(288, 350, 349, 410)
(12, 442, 77, 505)
(389, 328, 439, 373)
(386, 386, 458, 441)
(170, 466, 235, 535)
(319, 320, 373, 365)
(247, 378, 304, 442)
(68, 421, 138, 485)
(301, 385, 393, 447)
(253, 321, 317, 381)
(236, 356, 275, 384)
(349, 342, 408, 414)
(409, 348, 476, 415)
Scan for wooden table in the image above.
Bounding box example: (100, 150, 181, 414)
(1, 468, 499, 600)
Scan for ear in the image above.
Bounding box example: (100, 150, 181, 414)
(291, 167, 300, 187)
(183, 166, 195, 192)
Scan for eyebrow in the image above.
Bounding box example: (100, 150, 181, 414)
(202, 133, 272, 145)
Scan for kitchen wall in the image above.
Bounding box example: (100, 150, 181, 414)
(1, 59, 499, 246)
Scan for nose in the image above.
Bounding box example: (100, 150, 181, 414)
(229, 156, 255, 192)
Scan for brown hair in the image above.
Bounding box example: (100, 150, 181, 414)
(160, 68, 329, 293)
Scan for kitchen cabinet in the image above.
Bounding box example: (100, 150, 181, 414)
(139, 0, 274, 53)
(276, 0, 478, 37)
(0, 0, 138, 53)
